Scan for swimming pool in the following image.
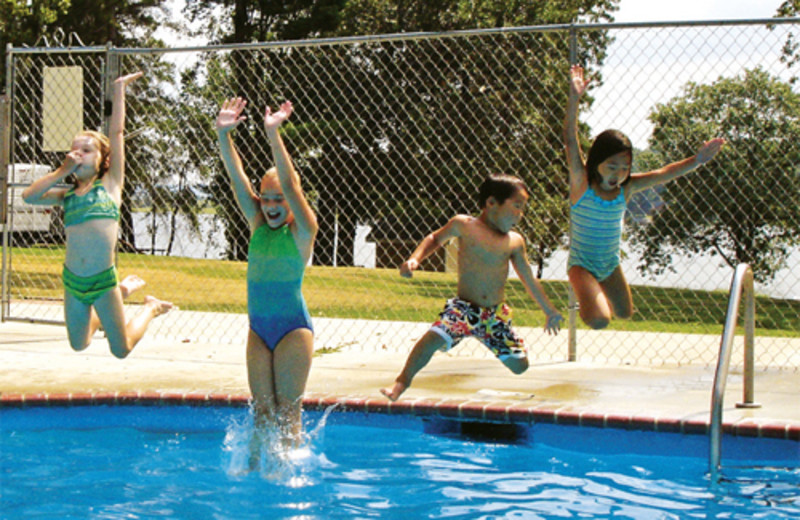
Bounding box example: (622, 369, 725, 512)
(2, 404, 798, 519)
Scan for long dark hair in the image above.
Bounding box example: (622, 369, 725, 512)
(585, 129, 633, 186)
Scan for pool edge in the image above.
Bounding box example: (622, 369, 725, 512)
(1, 391, 798, 442)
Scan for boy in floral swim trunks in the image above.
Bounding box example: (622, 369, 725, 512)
(380, 174, 564, 401)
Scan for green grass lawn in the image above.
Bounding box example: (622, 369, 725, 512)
(7, 245, 799, 337)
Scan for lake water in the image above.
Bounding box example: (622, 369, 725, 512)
(133, 213, 799, 300)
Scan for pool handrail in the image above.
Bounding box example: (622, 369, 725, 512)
(709, 263, 760, 484)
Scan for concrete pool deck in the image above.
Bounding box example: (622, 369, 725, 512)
(1, 318, 798, 442)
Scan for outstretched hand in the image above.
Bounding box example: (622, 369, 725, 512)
(217, 98, 247, 133)
(569, 65, 590, 98)
(399, 259, 419, 278)
(114, 71, 143, 87)
(695, 138, 726, 165)
(264, 101, 293, 130)
(544, 312, 564, 335)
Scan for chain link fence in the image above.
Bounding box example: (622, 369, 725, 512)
(3, 19, 799, 369)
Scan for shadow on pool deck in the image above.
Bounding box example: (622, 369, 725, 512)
(1, 316, 799, 440)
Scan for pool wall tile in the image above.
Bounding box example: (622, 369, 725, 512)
(482, 403, 510, 423)
(554, 410, 580, 426)
(579, 412, 606, 428)
(629, 416, 657, 431)
(2, 392, 798, 443)
(605, 414, 632, 429)
(340, 397, 367, 413)
(364, 398, 390, 415)
(506, 405, 537, 423)
(682, 419, 709, 435)
(457, 402, 487, 421)
(408, 399, 440, 417)
(655, 417, 683, 433)
(91, 391, 118, 404)
(433, 400, 463, 418)
(529, 408, 558, 424)
(760, 424, 790, 440)
(68, 393, 96, 406)
(733, 421, 761, 438)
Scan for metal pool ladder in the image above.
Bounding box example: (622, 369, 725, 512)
(709, 263, 761, 484)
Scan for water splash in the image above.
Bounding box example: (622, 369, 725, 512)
(222, 402, 340, 484)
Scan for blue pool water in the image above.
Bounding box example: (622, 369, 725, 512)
(1, 405, 798, 519)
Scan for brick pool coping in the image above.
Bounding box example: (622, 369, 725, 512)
(1, 391, 798, 442)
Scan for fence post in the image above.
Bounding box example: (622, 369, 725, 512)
(1, 44, 13, 321)
(568, 23, 577, 64)
(567, 24, 578, 361)
(103, 43, 118, 135)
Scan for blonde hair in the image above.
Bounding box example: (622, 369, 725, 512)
(259, 167, 279, 193)
(77, 130, 111, 178)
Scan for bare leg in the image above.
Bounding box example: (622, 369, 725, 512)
(380, 330, 448, 401)
(273, 328, 314, 446)
(94, 289, 173, 359)
(86, 275, 147, 339)
(64, 291, 94, 351)
(568, 265, 613, 329)
(600, 266, 634, 320)
(246, 330, 277, 469)
(500, 354, 529, 374)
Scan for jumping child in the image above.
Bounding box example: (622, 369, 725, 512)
(381, 173, 564, 401)
(22, 72, 173, 359)
(216, 98, 317, 460)
(565, 64, 725, 329)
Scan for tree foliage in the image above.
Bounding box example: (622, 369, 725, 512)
(0, 0, 169, 88)
(630, 68, 800, 283)
(180, 0, 618, 266)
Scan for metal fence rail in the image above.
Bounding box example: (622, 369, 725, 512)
(3, 19, 799, 368)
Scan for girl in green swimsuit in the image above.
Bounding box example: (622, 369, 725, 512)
(216, 98, 318, 464)
(22, 72, 172, 358)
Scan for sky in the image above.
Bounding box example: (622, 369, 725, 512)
(613, 0, 784, 23)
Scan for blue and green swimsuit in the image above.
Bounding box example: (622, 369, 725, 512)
(247, 223, 313, 351)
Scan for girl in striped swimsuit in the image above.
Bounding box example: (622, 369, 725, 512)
(564, 65, 725, 329)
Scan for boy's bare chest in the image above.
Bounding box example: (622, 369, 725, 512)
(459, 234, 513, 265)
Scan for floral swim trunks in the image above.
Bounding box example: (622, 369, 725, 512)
(430, 298, 526, 361)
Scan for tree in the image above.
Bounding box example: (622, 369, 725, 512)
(774, 0, 799, 84)
(182, 0, 618, 267)
(630, 68, 800, 283)
(1, 0, 170, 89)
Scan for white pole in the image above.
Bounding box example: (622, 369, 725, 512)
(333, 207, 338, 267)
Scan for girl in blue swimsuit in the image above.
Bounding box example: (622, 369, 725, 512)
(23, 72, 172, 358)
(216, 97, 318, 462)
(565, 64, 725, 329)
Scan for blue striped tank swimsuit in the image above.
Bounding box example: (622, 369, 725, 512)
(568, 186, 626, 282)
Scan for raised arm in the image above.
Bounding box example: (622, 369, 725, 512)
(509, 237, 563, 334)
(399, 216, 465, 278)
(565, 65, 590, 204)
(105, 71, 143, 200)
(216, 98, 261, 226)
(626, 138, 725, 196)
(264, 101, 318, 256)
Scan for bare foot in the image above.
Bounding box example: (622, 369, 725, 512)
(380, 381, 407, 402)
(119, 275, 146, 299)
(144, 295, 174, 317)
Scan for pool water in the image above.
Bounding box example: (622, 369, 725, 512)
(2, 405, 798, 519)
